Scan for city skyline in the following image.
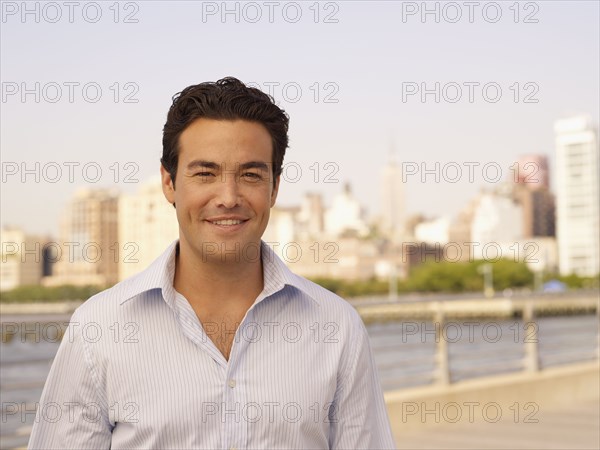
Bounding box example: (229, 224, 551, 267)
(7, 125, 596, 290)
(0, 141, 575, 235)
(0, 145, 565, 237)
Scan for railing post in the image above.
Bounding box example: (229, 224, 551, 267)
(435, 304, 450, 384)
(596, 297, 600, 360)
(523, 300, 539, 372)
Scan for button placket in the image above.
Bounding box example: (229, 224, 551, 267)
(222, 311, 253, 450)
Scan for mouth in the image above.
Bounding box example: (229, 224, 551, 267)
(205, 218, 249, 231)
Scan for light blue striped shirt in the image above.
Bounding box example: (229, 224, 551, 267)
(28, 240, 396, 449)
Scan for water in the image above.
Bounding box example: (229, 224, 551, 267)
(1, 314, 598, 449)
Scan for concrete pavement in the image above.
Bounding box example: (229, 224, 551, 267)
(393, 398, 600, 449)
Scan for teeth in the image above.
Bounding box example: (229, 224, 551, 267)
(211, 220, 243, 226)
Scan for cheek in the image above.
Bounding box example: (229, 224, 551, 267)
(176, 187, 211, 213)
(252, 191, 274, 213)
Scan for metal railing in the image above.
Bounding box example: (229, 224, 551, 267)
(366, 296, 600, 391)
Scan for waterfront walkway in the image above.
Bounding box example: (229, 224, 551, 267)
(393, 397, 600, 449)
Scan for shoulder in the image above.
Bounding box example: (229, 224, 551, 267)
(71, 241, 177, 322)
(262, 240, 364, 329)
(70, 270, 157, 324)
(289, 273, 366, 331)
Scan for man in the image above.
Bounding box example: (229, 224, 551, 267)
(28, 77, 396, 449)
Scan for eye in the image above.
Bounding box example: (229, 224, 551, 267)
(194, 172, 216, 182)
(242, 172, 262, 180)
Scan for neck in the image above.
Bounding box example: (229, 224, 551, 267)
(173, 239, 264, 313)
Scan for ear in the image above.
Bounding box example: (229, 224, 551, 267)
(160, 165, 176, 205)
(270, 175, 280, 208)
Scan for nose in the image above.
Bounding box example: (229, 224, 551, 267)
(215, 172, 241, 208)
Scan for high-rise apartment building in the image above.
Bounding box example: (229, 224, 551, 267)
(45, 188, 120, 287)
(118, 176, 179, 281)
(0, 227, 47, 291)
(555, 115, 599, 276)
(511, 155, 555, 238)
(470, 191, 524, 260)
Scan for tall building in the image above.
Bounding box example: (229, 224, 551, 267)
(296, 192, 325, 240)
(511, 155, 556, 238)
(0, 227, 47, 291)
(380, 151, 405, 241)
(324, 183, 368, 238)
(118, 176, 179, 281)
(512, 186, 556, 238)
(263, 206, 299, 256)
(555, 116, 599, 276)
(448, 197, 478, 249)
(470, 192, 523, 260)
(45, 188, 119, 287)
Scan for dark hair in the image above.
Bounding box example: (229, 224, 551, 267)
(161, 77, 289, 188)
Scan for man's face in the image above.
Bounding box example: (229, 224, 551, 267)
(161, 118, 279, 263)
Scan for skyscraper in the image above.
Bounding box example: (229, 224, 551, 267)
(380, 146, 404, 241)
(555, 115, 599, 277)
(45, 188, 119, 287)
(511, 154, 555, 238)
(0, 227, 47, 291)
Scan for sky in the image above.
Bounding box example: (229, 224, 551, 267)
(1, 0, 599, 237)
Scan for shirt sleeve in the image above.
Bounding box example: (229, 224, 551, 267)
(328, 316, 397, 450)
(27, 310, 113, 450)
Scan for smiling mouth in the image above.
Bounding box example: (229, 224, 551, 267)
(207, 219, 248, 226)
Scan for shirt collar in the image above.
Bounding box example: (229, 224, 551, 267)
(118, 240, 319, 307)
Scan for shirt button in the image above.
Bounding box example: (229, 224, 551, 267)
(228, 379, 236, 388)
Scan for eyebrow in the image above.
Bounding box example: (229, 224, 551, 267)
(186, 160, 220, 171)
(239, 161, 269, 171)
(186, 160, 269, 171)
